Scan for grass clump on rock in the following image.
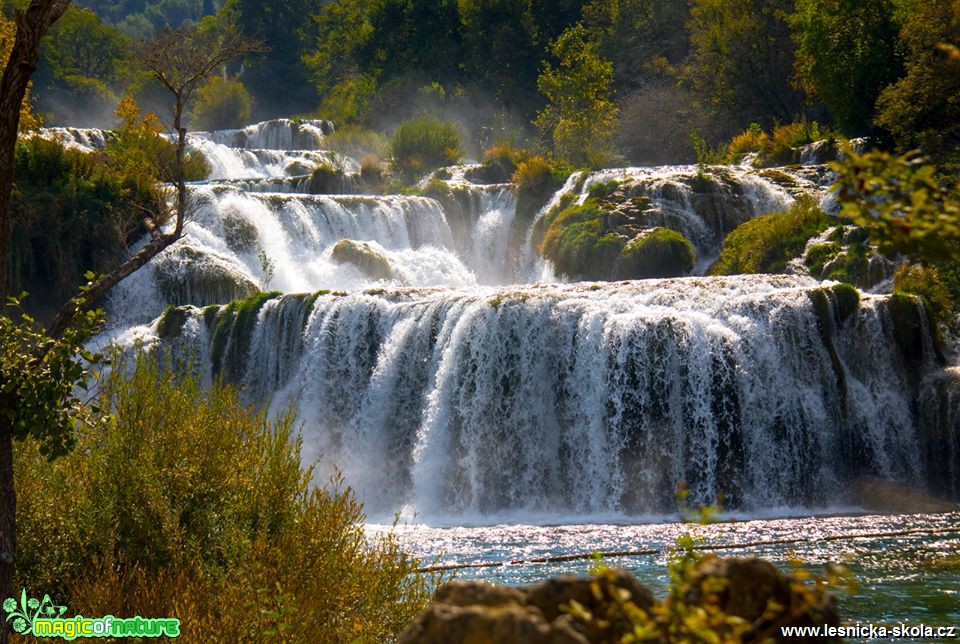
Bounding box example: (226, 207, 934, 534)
(710, 197, 829, 275)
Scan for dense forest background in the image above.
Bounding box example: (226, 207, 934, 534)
(1, 0, 955, 166)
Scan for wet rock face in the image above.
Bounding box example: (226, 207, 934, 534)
(399, 561, 839, 643)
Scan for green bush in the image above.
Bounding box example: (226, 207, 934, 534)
(620, 228, 696, 279)
(389, 114, 463, 179)
(190, 77, 253, 131)
(307, 163, 345, 194)
(710, 197, 830, 275)
(14, 353, 433, 642)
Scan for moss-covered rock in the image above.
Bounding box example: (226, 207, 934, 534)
(209, 291, 281, 380)
(155, 247, 259, 308)
(222, 214, 259, 253)
(156, 305, 191, 340)
(307, 163, 345, 195)
(330, 240, 394, 281)
(619, 228, 696, 279)
(540, 195, 696, 281)
(541, 200, 623, 280)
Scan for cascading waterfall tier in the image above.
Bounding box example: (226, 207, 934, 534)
(73, 118, 956, 519)
(137, 276, 955, 520)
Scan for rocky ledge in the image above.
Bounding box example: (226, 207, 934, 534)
(400, 557, 840, 643)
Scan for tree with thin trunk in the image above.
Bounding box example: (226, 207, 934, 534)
(0, 10, 258, 640)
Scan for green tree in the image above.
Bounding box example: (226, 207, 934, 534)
(580, 0, 691, 91)
(32, 5, 129, 124)
(220, 0, 322, 116)
(686, 0, 803, 126)
(304, 0, 376, 123)
(874, 0, 960, 157)
(190, 75, 252, 130)
(791, 0, 903, 136)
(535, 24, 619, 167)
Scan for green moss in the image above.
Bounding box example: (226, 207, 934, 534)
(831, 283, 860, 324)
(529, 192, 576, 251)
(710, 197, 830, 275)
(805, 242, 842, 278)
(156, 306, 190, 340)
(588, 179, 621, 200)
(330, 240, 394, 281)
(210, 292, 281, 379)
(758, 169, 800, 188)
(618, 228, 696, 279)
(202, 305, 219, 329)
(541, 200, 622, 280)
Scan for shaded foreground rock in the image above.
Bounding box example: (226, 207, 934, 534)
(399, 559, 840, 643)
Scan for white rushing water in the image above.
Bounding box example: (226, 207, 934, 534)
(134, 276, 945, 522)
(75, 121, 956, 522)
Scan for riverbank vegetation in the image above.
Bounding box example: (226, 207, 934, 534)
(14, 354, 434, 642)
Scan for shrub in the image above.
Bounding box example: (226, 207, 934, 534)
(108, 95, 210, 186)
(710, 197, 830, 275)
(389, 114, 463, 179)
(14, 353, 433, 642)
(619, 228, 696, 279)
(893, 264, 954, 325)
(512, 155, 570, 224)
(307, 163, 344, 195)
(190, 77, 253, 131)
(726, 123, 768, 162)
(324, 124, 390, 162)
(723, 121, 839, 167)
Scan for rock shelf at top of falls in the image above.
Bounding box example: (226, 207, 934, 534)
(74, 119, 959, 521)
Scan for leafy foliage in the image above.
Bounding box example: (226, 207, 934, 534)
(710, 197, 830, 275)
(831, 148, 960, 263)
(190, 76, 252, 131)
(14, 352, 435, 641)
(790, 0, 902, 136)
(874, 0, 960, 157)
(686, 0, 802, 126)
(0, 289, 104, 460)
(9, 135, 157, 302)
(535, 25, 619, 168)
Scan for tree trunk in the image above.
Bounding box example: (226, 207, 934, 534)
(0, 0, 71, 303)
(0, 5, 72, 642)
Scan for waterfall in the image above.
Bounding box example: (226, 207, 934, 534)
(146, 277, 951, 520)
(191, 119, 335, 150)
(85, 121, 957, 519)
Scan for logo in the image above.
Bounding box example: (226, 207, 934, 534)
(4, 590, 179, 640)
